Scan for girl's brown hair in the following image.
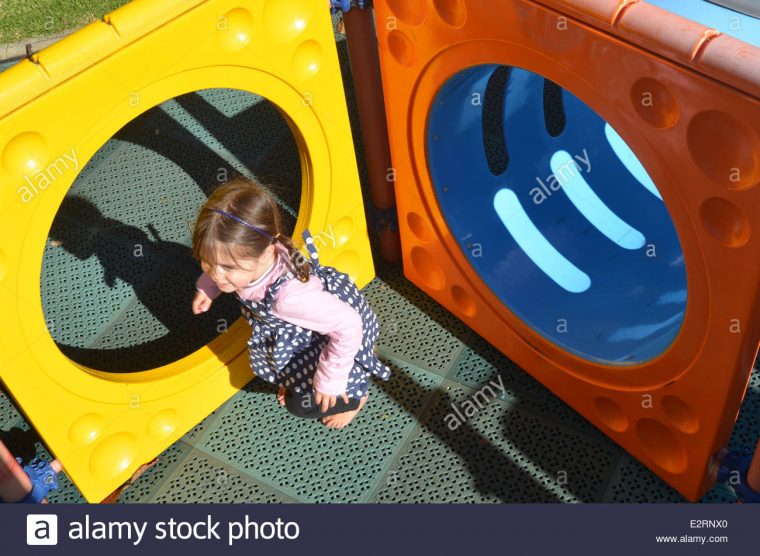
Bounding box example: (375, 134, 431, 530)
(192, 178, 311, 282)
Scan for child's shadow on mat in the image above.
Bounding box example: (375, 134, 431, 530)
(370, 265, 760, 502)
(112, 91, 301, 225)
(239, 359, 572, 502)
(0, 427, 42, 464)
(368, 263, 613, 502)
(47, 195, 240, 373)
(372, 363, 570, 503)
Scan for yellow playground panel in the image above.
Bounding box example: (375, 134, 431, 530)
(0, 0, 373, 501)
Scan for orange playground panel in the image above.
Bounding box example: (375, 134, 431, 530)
(373, 0, 760, 500)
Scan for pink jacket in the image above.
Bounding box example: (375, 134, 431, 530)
(196, 244, 363, 396)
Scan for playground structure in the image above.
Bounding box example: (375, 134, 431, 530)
(372, 0, 760, 501)
(0, 0, 759, 502)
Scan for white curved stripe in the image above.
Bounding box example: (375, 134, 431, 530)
(608, 312, 684, 342)
(551, 150, 646, 250)
(604, 124, 662, 200)
(494, 188, 591, 293)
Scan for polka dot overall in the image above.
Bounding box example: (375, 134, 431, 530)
(238, 229, 392, 401)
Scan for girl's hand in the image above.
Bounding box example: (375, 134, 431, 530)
(313, 389, 349, 413)
(192, 289, 213, 314)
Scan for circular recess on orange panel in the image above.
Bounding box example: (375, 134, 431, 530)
(411, 246, 445, 290)
(407, 211, 433, 243)
(388, 30, 417, 67)
(434, 0, 467, 28)
(662, 395, 699, 434)
(594, 396, 629, 432)
(636, 419, 688, 474)
(630, 77, 679, 129)
(387, 0, 428, 25)
(699, 197, 750, 247)
(687, 110, 760, 190)
(451, 285, 476, 317)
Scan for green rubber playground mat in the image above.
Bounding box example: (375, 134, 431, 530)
(190, 355, 442, 503)
(148, 449, 300, 504)
(447, 333, 610, 441)
(370, 379, 620, 503)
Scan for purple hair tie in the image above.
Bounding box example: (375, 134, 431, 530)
(208, 208, 275, 243)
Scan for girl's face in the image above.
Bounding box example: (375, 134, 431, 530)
(201, 244, 276, 293)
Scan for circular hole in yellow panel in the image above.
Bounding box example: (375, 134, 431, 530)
(687, 110, 760, 189)
(388, 30, 416, 67)
(662, 395, 699, 434)
(630, 77, 679, 129)
(433, 0, 467, 27)
(451, 285, 476, 317)
(636, 418, 688, 474)
(2, 131, 49, 177)
(41, 89, 302, 373)
(89, 432, 138, 480)
(387, 0, 428, 25)
(411, 246, 445, 290)
(217, 8, 254, 51)
(263, 0, 312, 42)
(292, 40, 322, 80)
(407, 211, 433, 243)
(699, 197, 750, 247)
(594, 396, 628, 432)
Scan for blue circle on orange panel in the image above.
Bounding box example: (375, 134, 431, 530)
(427, 65, 687, 364)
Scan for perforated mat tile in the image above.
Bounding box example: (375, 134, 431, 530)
(0, 387, 23, 429)
(182, 405, 228, 447)
(193, 355, 443, 503)
(45, 470, 87, 504)
(118, 441, 194, 503)
(728, 366, 759, 450)
(67, 137, 206, 248)
(370, 380, 620, 503)
(79, 267, 241, 373)
(449, 333, 609, 440)
(362, 271, 471, 376)
(150, 449, 297, 503)
(603, 454, 738, 504)
(41, 235, 139, 348)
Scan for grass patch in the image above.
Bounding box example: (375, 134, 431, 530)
(0, 0, 131, 44)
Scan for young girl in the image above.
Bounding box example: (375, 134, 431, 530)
(191, 178, 391, 429)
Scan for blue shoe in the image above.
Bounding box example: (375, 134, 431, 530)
(718, 447, 760, 504)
